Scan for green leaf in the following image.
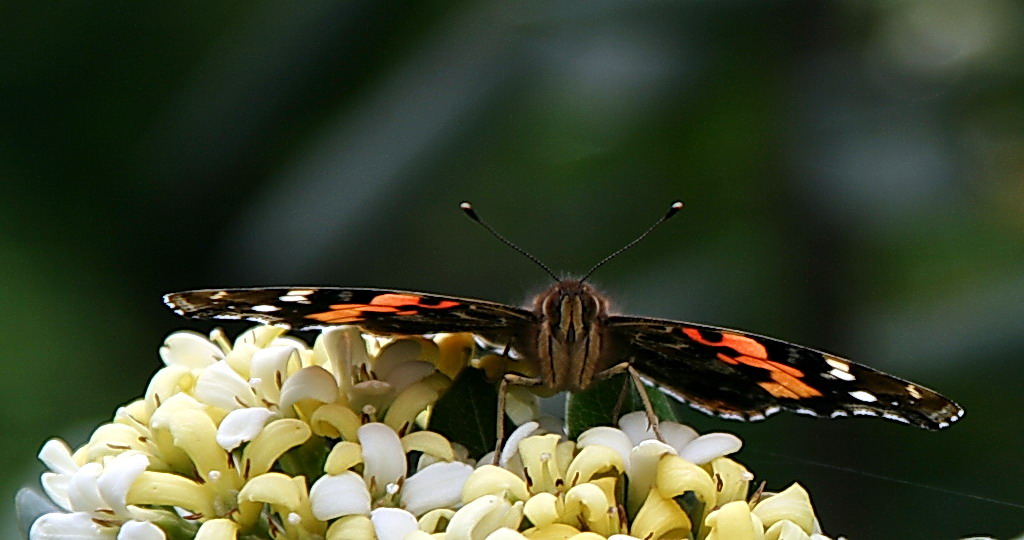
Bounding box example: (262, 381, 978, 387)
(676, 491, 706, 539)
(566, 374, 680, 438)
(278, 435, 329, 484)
(429, 367, 513, 458)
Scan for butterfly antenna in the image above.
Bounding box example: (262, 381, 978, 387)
(580, 200, 684, 282)
(460, 201, 560, 282)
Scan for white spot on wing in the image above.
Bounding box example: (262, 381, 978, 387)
(252, 305, 281, 312)
(829, 368, 856, 381)
(824, 357, 850, 371)
(849, 390, 878, 403)
(882, 412, 910, 424)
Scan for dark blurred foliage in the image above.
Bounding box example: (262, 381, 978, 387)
(3, 1, 1023, 538)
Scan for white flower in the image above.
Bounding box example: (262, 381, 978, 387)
(24, 323, 838, 540)
(309, 422, 475, 523)
(28, 326, 468, 539)
(30, 443, 164, 540)
(613, 411, 743, 466)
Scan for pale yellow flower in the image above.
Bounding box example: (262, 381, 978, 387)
(29, 326, 469, 539)
(26, 324, 838, 540)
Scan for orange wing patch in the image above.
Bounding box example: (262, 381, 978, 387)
(681, 327, 823, 399)
(306, 294, 461, 324)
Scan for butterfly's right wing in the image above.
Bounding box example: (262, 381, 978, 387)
(608, 316, 963, 430)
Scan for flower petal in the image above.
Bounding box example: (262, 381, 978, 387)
(238, 472, 303, 510)
(402, 461, 474, 516)
(241, 418, 312, 478)
(704, 500, 763, 540)
(39, 473, 72, 512)
(324, 441, 364, 475)
(660, 422, 699, 453)
(216, 407, 276, 451)
(126, 471, 214, 518)
(656, 454, 717, 509)
(160, 331, 224, 369)
(168, 409, 228, 483)
(234, 325, 287, 349)
(418, 508, 456, 533)
(517, 434, 563, 494)
(447, 495, 523, 540)
(462, 465, 530, 504)
(370, 507, 419, 540)
(373, 339, 429, 381)
(630, 489, 692, 540)
(522, 492, 562, 528)
(279, 365, 339, 412)
(117, 520, 165, 540)
(358, 423, 407, 497)
(248, 346, 297, 403)
(484, 528, 529, 540)
(577, 427, 633, 468)
(382, 360, 437, 392)
(65, 463, 105, 515)
(564, 444, 625, 487)
(38, 439, 78, 475)
(316, 327, 371, 395)
(401, 431, 455, 461)
(709, 457, 753, 505)
(29, 511, 116, 539)
(624, 440, 675, 516)
(499, 421, 540, 467)
(309, 402, 361, 441)
(751, 483, 815, 534)
(193, 361, 258, 411)
(524, 523, 580, 539)
(618, 411, 656, 444)
(563, 482, 618, 536)
(194, 518, 240, 540)
(678, 433, 743, 466)
(325, 515, 375, 540)
(383, 379, 443, 435)
(309, 471, 372, 520)
(764, 520, 811, 540)
(97, 453, 150, 516)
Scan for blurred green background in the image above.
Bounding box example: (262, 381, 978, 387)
(3, 2, 1023, 538)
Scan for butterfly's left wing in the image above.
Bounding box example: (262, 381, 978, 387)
(608, 316, 964, 430)
(164, 287, 535, 338)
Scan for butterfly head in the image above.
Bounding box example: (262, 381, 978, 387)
(533, 280, 610, 337)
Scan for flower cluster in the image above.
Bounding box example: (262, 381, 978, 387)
(23, 325, 836, 540)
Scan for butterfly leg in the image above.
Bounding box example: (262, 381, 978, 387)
(494, 373, 543, 465)
(594, 362, 664, 441)
(610, 374, 631, 424)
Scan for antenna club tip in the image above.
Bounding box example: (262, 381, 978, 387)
(665, 200, 684, 218)
(459, 201, 481, 221)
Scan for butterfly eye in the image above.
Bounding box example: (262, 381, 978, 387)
(580, 294, 599, 318)
(540, 290, 562, 324)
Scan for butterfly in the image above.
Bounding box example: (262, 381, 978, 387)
(163, 202, 964, 431)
